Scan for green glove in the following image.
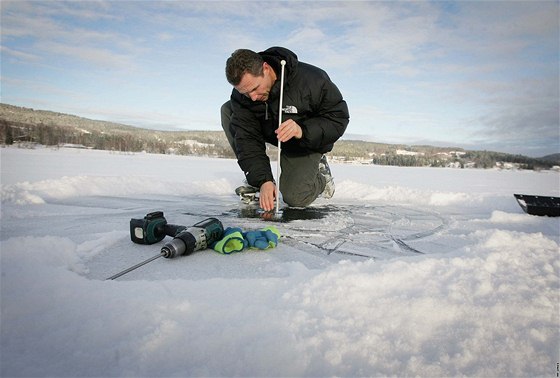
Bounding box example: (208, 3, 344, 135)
(210, 227, 247, 254)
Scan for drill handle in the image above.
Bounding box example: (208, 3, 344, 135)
(164, 224, 186, 237)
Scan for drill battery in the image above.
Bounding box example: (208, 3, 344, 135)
(130, 211, 185, 245)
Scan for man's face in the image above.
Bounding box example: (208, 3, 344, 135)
(234, 63, 275, 102)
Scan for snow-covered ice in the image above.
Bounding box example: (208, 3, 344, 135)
(1, 146, 559, 377)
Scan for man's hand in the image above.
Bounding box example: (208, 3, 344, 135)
(259, 181, 277, 211)
(276, 119, 302, 142)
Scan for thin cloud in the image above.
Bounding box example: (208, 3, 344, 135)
(1, 46, 41, 63)
(37, 41, 138, 70)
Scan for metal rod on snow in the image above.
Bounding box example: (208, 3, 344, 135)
(276, 60, 286, 215)
(106, 253, 162, 280)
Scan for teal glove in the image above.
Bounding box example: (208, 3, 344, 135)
(210, 227, 247, 254)
(244, 226, 280, 250)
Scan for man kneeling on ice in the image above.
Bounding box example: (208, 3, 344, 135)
(221, 47, 349, 211)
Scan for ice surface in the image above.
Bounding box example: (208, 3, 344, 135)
(1, 147, 559, 377)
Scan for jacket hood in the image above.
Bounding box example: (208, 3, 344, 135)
(259, 47, 298, 101)
(259, 47, 298, 79)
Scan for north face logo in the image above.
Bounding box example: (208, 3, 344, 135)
(282, 105, 298, 114)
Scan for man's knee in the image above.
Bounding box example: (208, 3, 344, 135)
(279, 153, 324, 207)
(281, 185, 318, 208)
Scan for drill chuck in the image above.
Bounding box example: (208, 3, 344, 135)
(160, 230, 197, 258)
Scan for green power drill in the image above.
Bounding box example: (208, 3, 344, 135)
(108, 212, 224, 280)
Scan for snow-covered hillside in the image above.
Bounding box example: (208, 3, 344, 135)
(1, 146, 559, 377)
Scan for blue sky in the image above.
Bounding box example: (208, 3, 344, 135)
(1, 1, 558, 157)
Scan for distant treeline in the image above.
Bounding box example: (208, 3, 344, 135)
(0, 118, 236, 158)
(365, 151, 553, 169)
(0, 103, 558, 170)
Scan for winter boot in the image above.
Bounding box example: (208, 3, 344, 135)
(235, 185, 260, 204)
(319, 155, 335, 199)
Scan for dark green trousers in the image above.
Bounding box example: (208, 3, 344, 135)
(221, 101, 325, 207)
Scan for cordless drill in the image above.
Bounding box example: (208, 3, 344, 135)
(129, 211, 224, 256)
(107, 211, 224, 280)
(110, 213, 225, 280)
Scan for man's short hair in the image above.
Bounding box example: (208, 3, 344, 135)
(225, 49, 264, 86)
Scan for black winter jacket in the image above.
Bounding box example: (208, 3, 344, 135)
(230, 47, 349, 188)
